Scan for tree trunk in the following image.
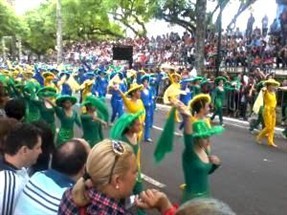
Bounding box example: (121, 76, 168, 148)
(56, 0, 63, 65)
(195, 0, 207, 75)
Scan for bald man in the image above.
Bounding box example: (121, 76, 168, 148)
(14, 139, 90, 215)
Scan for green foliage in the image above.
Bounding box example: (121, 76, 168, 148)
(0, 0, 26, 38)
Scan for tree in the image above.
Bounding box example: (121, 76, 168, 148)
(106, 0, 157, 36)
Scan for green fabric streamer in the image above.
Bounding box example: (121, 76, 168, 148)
(154, 107, 177, 163)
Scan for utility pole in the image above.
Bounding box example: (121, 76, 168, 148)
(56, 0, 63, 65)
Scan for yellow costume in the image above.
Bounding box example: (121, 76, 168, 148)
(121, 83, 145, 141)
(256, 89, 277, 145)
(256, 79, 280, 146)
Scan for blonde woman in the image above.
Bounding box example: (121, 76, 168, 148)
(58, 139, 176, 215)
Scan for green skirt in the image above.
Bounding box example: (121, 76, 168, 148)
(56, 128, 74, 147)
(182, 188, 209, 203)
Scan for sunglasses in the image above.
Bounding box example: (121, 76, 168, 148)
(109, 140, 125, 183)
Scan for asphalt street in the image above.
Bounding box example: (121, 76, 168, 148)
(71, 102, 287, 215)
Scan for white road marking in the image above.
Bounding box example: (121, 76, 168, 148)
(141, 173, 166, 188)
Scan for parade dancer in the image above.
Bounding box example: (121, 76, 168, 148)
(191, 76, 203, 96)
(109, 73, 127, 123)
(256, 79, 280, 147)
(42, 71, 58, 90)
(36, 87, 57, 136)
(140, 75, 154, 143)
(54, 95, 81, 147)
(23, 82, 41, 123)
(116, 82, 145, 140)
(80, 79, 94, 102)
(181, 119, 223, 202)
(81, 95, 108, 147)
(249, 81, 265, 133)
(94, 70, 108, 98)
(58, 72, 73, 96)
(211, 76, 227, 126)
(110, 111, 146, 215)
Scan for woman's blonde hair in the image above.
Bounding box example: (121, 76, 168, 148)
(72, 139, 134, 206)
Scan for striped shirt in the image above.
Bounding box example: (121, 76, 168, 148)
(0, 158, 29, 215)
(14, 169, 74, 215)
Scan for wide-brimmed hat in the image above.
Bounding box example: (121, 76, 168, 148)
(126, 83, 143, 96)
(171, 73, 181, 80)
(82, 95, 109, 122)
(42, 71, 56, 79)
(55, 95, 77, 106)
(188, 94, 211, 110)
(214, 76, 227, 85)
(264, 79, 280, 87)
(22, 70, 34, 76)
(110, 111, 144, 140)
(140, 75, 150, 83)
(192, 120, 224, 139)
(192, 76, 204, 83)
(37, 87, 57, 98)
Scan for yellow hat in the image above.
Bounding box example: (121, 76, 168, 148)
(126, 83, 143, 96)
(188, 94, 211, 110)
(23, 70, 34, 76)
(42, 71, 56, 79)
(264, 79, 280, 87)
(171, 73, 181, 80)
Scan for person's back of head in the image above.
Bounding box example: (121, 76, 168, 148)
(0, 118, 21, 155)
(4, 98, 26, 121)
(51, 139, 89, 178)
(175, 198, 235, 215)
(30, 120, 55, 174)
(3, 123, 42, 168)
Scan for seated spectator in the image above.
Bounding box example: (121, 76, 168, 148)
(175, 198, 235, 215)
(4, 98, 26, 121)
(14, 138, 90, 215)
(59, 139, 175, 215)
(0, 83, 9, 117)
(0, 124, 42, 214)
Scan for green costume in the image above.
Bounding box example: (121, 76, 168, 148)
(110, 111, 145, 215)
(182, 120, 224, 203)
(211, 76, 227, 125)
(81, 95, 109, 147)
(55, 95, 81, 147)
(36, 87, 58, 135)
(192, 77, 204, 96)
(81, 113, 104, 147)
(23, 82, 41, 123)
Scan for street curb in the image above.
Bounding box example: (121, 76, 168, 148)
(105, 95, 285, 136)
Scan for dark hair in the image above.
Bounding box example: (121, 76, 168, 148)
(3, 123, 41, 156)
(30, 120, 55, 173)
(4, 98, 26, 121)
(192, 99, 209, 115)
(0, 118, 21, 155)
(51, 139, 88, 176)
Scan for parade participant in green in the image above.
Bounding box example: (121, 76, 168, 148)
(181, 120, 224, 202)
(210, 76, 227, 126)
(23, 82, 41, 123)
(36, 87, 58, 136)
(192, 76, 204, 96)
(110, 111, 146, 215)
(54, 95, 81, 147)
(81, 95, 109, 147)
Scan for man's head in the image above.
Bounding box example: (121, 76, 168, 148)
(51, 139, 90, 180)
(5, 98, 26, 121)
(3, 123, 42, 168)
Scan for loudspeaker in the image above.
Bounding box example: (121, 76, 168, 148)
(112, 46, 133, 61)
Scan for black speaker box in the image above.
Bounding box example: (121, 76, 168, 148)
(112, 46, 133, 60)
